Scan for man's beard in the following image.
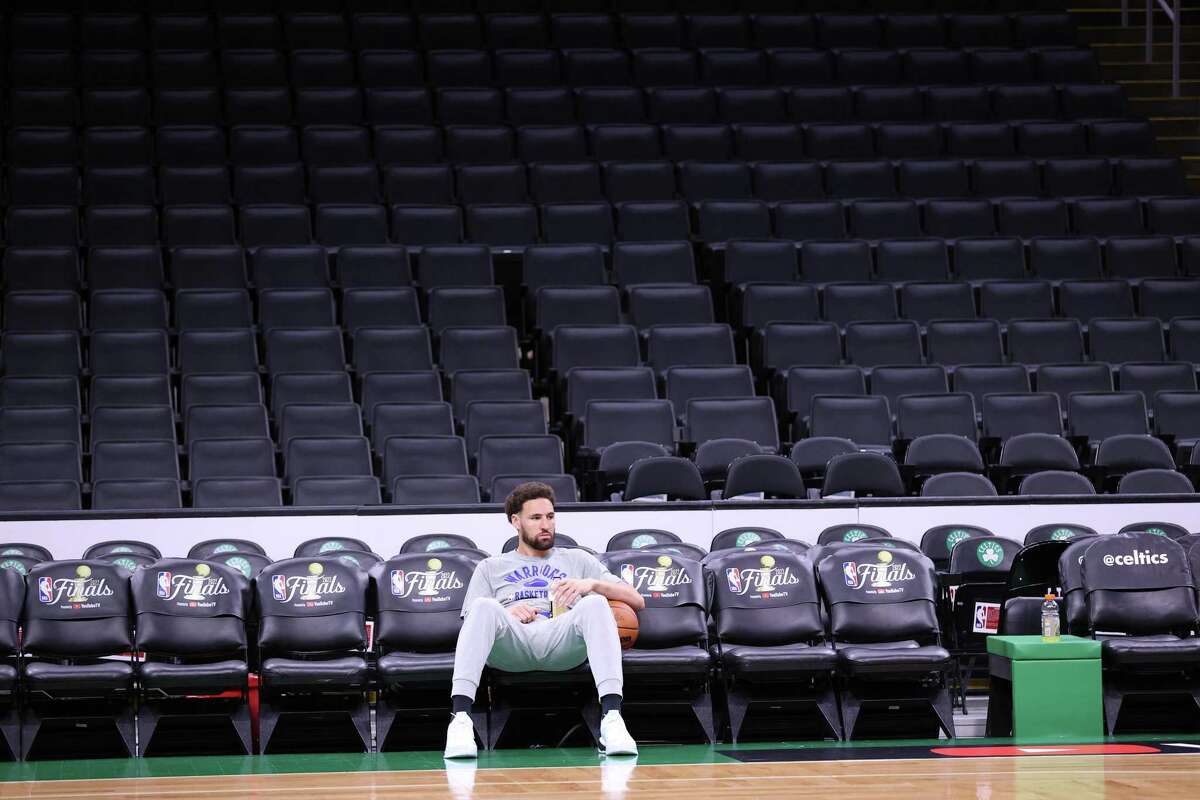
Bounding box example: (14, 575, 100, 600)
(521, 529, 554, 551)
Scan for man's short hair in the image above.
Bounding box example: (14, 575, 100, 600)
(505, 481, 556, 518)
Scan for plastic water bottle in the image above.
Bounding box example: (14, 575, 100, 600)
(1041, 593, 1060, 642)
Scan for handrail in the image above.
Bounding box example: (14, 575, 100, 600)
(1123, 0, 1182, 98)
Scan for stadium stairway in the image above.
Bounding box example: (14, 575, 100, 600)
(1074, 0, 1200, 183)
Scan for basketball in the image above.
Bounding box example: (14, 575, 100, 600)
(609, 600, 639, 650)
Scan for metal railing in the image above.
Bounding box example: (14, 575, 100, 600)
(1123, 0, 1182, 97)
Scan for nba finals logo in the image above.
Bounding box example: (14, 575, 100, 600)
(842, 551, 916, 594)
(725, 555, 801, 597)
(39, 565, 115, 608)
(621, 555, 692, 597)
(389, 558, 464, 602)
(271, 562, 346, 606)
(157, 563, 229, 607)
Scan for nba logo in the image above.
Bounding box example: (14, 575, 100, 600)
(725, 568, 743, 594)
(156, 571, 172, 598)
(620, 564, 635, 585)
(271, 574, 286, 601)
(842, 562, 858, 587)
(37, 576, 53, 603)
(390, 569, 404, 596)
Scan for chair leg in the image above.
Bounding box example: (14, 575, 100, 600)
(230, 699, 253, 756)
(135, 702, 159, 758)
(257, 700, 281, 755)
(348, 695, 372, 753)
(930, 684, 956, 740)
(725, 685, 750, 745)
(580, 698, 601, 746)
(0, 703, 20, 761)
(486, 705, 510, 751)
(19, 705, 39, 762)
(115, 704, 136, 758)
(840, 687, 862, 741)
(815, 683, 844, 741)
(1103, 684, 1123, 736)
(374, 696, 398, 753)
(690, 686, 716, 745)
(470, 708, 489, 751)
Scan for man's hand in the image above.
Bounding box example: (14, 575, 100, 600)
(551, 578, 595, 610)
(507, 603, 539, 624)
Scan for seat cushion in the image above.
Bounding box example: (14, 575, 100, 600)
(0, 663, 15, 689)
(377, 651, 455, 683)
(1101, 635, 1200, 668)
(621, 645, 712, 676)
(23, 659, 133, 691)
(837, 644, 951, 676)
(140, 660, 248, 691)
(261, 656, 368, 688)
(722, 643, 837, 676)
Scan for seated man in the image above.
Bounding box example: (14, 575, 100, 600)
(445, 481, 644, 758)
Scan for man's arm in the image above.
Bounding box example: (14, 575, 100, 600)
(552, 553, 646, 611)
(585, 577, 646, 611)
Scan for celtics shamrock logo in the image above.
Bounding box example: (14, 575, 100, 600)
(976, 541, 1005, 568)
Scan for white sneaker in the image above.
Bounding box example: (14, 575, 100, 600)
(443, 712, 478, 759)
(598, 710, 638, 756)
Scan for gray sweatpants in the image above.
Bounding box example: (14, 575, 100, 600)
(450, 594, 624, 699)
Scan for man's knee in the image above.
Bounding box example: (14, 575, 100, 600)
(466, 597, 505, 620)
(574, 593, 610, 617)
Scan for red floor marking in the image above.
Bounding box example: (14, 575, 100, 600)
(931, 744, 1161, 757)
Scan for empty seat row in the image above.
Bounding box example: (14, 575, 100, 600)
(1, 83, 1129, 129)
(0, 12, 1081, 53)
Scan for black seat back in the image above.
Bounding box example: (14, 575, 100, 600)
(0, 568, 22, 655)
(399, 533, 478, 554)
(0, 543, 52, 561)
(1082, 533, 1198, 635)
(816, 548, 941, 645)
(294, 536, 373, 557)
(209, 551, 273, 579)
(643, 542, 709, 561)
(1117, 521, 1189, 540)
(920, 524, 991, 571)
(1058, 537, 1101, 635)
(600, 552, 707, 649)
(502, 533, 578, 552)
(188, 539, 267, 559)
(816, 523, 891, 546)
(23, 560, 132, 657)
(0, 555, 42, 578)
(94, 552, 158, 571)
(710, 526, 784, 551)
(255, 557, 368, 656)
(83, 540, 162, 560)
(371, 553, 474, 653)
(607, 529, 683, 552)
(707, 550, 824, 647)
(132, 559, 248, 657)
(949, 535, 1018, 579)
(1024, 523, 1098, 545)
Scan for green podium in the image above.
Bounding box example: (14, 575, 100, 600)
(986, 635, 1104, 743)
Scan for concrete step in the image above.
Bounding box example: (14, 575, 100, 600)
(1100, 60, 1200, 81)
(1149, 115, 1200, 136)
(1091, 42, 1200, 62)
(1129, 95, 1200, 116)
(1115, 77, 1200, 95)
(1078, 24, 1200, 44)
(1155, 134, 1200, 153)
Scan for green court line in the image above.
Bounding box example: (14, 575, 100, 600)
(2, 732, 1199, 783)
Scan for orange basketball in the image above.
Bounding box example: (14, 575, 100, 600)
(609, 600, 639, 650)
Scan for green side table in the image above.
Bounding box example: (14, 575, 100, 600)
(985, 634, 1104, 743)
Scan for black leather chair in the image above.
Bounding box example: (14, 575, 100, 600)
(209, 551, 273, 579)
(132, 559, 252, 755)
(82, 540, 162, 560)
(711, 526, 784, 551)
(999, 540, 1082, 636)
(254, 557, 371, 753)
(399, 534, 479, 554)
(1080, 533, 1200, 734)
(599, 551, 715, 743)
(0, 569, 21, 758)
(1024, 523, 1098, 545)
(293, 537, 374, 557)
(188, 539, 267, 559)
(815, 547, 955, 740)
(20, 560, 135, 759)
(607, 529, 682, 552)
(1117, 521, 1190, 540)
(947, 535, 1019, 704)
(1058, 536, 1102, 637)
(328, 550, 382, 572)
(707, 549, 840, 742)
(919, 524, 992, 572)
(644, 542, 709, 561)
(501, 533, 578, 552)
(0, 556, 41, 579)
(370, 552, 486, 751)
(0, 544, 51, 562)
(93, 552, 157, 571)
(817, 523, 891, 546)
